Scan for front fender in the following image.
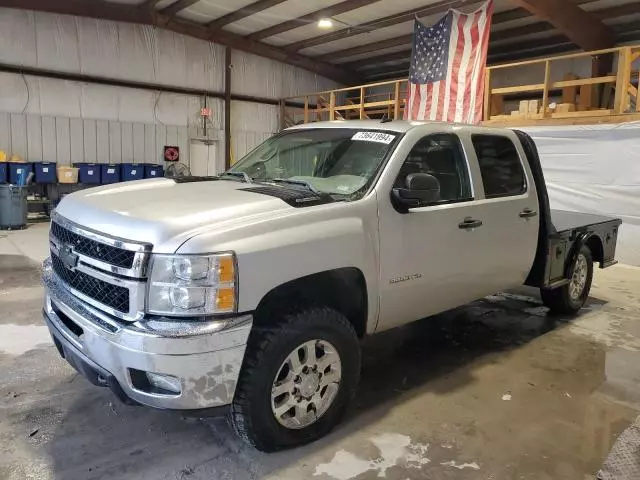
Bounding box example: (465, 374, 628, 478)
(177, 198, 380, 333)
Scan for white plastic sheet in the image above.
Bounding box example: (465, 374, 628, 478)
(522, 123, 640, 266)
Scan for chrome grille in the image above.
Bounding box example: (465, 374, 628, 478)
(48, 212, 151, 321)
(51, 254, 130, 313)
(51, 221, 135, 269)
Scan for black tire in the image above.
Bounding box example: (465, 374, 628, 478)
(229, 306, 361, 452)
(541, 245, 593, 315)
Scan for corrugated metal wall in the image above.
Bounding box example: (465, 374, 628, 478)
(0, 8, 341, 171)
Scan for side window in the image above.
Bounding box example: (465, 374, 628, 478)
(471, 135, 526, 198)
(394, 134, 472, 204)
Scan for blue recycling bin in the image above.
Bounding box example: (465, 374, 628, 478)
(0, 163, 7, 184)
(100, 164, 121, 184)
(33, 162, 56, 184)
(122, 163, 144, 181)
(144, 164, 164, 179)
(75, 163, 101, 184)
(8, 163, 33, 185)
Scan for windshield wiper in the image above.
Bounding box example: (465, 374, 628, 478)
(271, 178, 321, 195)
(220, 171, 253, 183)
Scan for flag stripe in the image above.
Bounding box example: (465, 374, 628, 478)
(468, 4, 491, 123)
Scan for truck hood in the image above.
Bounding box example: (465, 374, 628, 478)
(54, 178, 294, 252)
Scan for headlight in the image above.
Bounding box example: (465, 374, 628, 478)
(146, 253, 236, 316)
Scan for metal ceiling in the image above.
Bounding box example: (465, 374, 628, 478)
(1, 0, 639, 83)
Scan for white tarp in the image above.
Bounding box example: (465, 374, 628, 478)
(522, 123, 640, 266)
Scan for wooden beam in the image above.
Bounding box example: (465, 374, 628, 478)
(511, 0, 615, 51)
(206, 0, 288, 31)
(0, 0, 355, 84)
(246, 0, 382, 41)
(160, 0, 200, 18)
(283, 0, 479, 52)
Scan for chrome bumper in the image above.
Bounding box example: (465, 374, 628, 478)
(42, 258, 252, 411)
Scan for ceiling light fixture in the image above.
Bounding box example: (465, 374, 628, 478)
(317, 18, 334, 29)
(316, 17, 375, 33)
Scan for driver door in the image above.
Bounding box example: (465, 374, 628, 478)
(376, 133, 491, 332)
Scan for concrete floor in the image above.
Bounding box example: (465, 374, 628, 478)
(1, 224, 640, 480)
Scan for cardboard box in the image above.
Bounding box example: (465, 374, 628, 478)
(562, 73, 580, 104)
(57, 166, 79, 184)
(528, 99, 540, 114)
(578, 83, 597, 111)
(556, 103, 576, 114)
(490, 94, 504, 116)
(519, 100, 529, 116)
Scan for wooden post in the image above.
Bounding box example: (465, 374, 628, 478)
(483, 69, 491, 121)
(637, 70, 640, 112)
(541, 60, 551, 118)
(394, 81, 401, 119)
(303, 96, 309, 123)
(329, 91, 336, 120)
(614, 47, 631, 114)
(359, 87, 365, 120)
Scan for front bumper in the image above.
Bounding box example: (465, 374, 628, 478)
(42, 259, 252, 412)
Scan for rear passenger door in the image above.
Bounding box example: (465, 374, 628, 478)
(465, 133, 540, 292)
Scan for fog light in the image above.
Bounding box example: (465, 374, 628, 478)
(146, 372, 182, 394)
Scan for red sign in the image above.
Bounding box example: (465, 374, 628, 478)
(164, 146, 179, 162)
(200, 107, 212, 117)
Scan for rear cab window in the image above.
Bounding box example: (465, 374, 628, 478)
(471, 134, 527, 198)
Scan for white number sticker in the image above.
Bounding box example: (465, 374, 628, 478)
(351, 131, 396, 144)
(107, 168, 115, 174)
(42, 167, 49, 173)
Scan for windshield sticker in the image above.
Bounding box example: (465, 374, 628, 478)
(351, 131, 396, 144)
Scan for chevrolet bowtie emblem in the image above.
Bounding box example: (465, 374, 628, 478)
(60, 244, 79, 271)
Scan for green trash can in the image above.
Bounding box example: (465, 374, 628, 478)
(0, 185, 28, 230)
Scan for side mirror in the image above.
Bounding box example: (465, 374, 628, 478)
(391, 173, 441, 212)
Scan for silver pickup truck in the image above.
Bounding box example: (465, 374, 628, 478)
(42, 120, 621, 451)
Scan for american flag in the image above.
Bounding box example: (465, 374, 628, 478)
(404, 1, 493, 124)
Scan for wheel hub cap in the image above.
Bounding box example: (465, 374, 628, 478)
(270, 339, 342, 430)
(298, 372, 320, 398)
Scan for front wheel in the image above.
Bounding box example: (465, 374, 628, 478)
(541, 245, 593, 315)
(229, 307, 361, 451)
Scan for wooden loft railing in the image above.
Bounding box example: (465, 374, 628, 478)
(280, 79, 408, 129)
(279, 44, 640, 129)
(484, 45, 640, 126)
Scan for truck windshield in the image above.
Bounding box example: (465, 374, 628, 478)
(227, 129, 399, 199)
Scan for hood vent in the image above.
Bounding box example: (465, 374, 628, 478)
(171, 176, 219, 184)
(239, 186, 334, 208)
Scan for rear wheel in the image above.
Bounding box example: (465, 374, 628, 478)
(229, 306, 360, 451)
(541, 245, 593, 315)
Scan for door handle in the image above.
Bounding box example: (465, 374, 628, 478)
(459, 217, 483, 229)
(519, 208, 538, 218)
